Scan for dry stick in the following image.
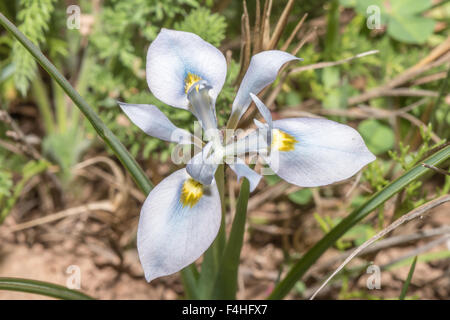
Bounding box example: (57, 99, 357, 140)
(412, 71, 448, 86)
(381, 235, 450, 270)
(309, 194, 450, 300)
(8, 200, 115, 233)
(421, 163, 450, 176)
(289, 50, 379, 74)
(409, 36, 450, 71)
(0, 110, 41, 160)
(261, 0, 272, 50)
(381, 88, 439, 98)
(344, 171, 362, 199)
(281, 13, 308, 51)
(264, 28, 317, 109)
(268, 0, 295, 49)
(304, 234, 450, 298)
(284, 98, 442, 143)
(265, 49, 378, 109)
(348, 52, 450, 106)
(243, 1, 251, 70)
(0, 139, 25, 156)
(306, 225, 450, 279)
(72, 156, 131, 207)
(398, 112, 441, 143)
(291, 26, 316, 56)
(234, 1, 252, 87)
(253, 0, 261, 54)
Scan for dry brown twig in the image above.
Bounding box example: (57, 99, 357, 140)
(421, 163, 450, 176)
(306, 225, 450, 280)
(309, 195, 450, 300)
(7, 200, 116, 233)
(348, 51, 450, 106)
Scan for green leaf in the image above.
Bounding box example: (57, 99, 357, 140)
(268, 145, 449, 299)
(399, 256, 418, 300)
(358, 119, 395, 155)
(390, 0, 433, 16)
(355, 0, 435, 44)
(288, 189, 312, 205)
(264, 175, 282, 186)
(212, 179, 250, 299)
(388, 15, 435, 44)
(0, 277, 93, 300)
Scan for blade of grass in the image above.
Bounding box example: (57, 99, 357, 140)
(399, 256, 418, 300)
(0, 12, 152, 194)
(0, 277, 93, 300)
(269, 145, 450, 299)
(212, 178, 250, 299)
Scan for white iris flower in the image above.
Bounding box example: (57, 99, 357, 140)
(118, 29, 375, 282)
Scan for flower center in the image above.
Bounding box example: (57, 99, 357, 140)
(271, 129, 298, 152)
(180, 178, 203, 208)
(184, 72, 202, 93)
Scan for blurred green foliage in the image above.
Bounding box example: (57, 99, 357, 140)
(12, 0, 56, 95)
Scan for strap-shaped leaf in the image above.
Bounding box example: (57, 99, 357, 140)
(0, 277, 93, 300)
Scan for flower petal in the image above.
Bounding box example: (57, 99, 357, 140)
(118, 102, 192, 144)
(227, 157, 262, 192)
(137, 168, 221, 282)
(268, 118, 376, 187)
(146, 29, 227, 109)
(230, 50, 301, 124)
(187, 80, 217, 131)
(224, 128, 268, 157)
(250, 93, 272, 128)
(250, 93, 273, 145)
(186, 142, 219, 185)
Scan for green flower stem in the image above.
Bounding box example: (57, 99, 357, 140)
(0, 12, 153, 194)
(0, 277, 94, 300)
(181, 264, 200, 300)
(212, 178, 250, 299)
(269, 145, 450, 299)
(215, 164, 227, 251)
(194, 164, 227, 299)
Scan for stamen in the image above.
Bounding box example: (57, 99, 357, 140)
(180, 178, 203, 208)
(184, 73, 202, 94)
(271, 129, 298, 152)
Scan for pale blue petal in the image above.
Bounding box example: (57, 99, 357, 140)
(186, 142, 218, 185)
(118, 102, 192, 144)
(228, 157, 262, 192)
(231, 50, 301, 123)
(253, 119, 266, 130)
(268, 118, 376, 187)
(137, 168, 221, 282)
(146, 29, 227, 109)
(224, 128, 268, 157)
(250, 93, 272, 128)
(250, 94, 273, 145)
(187, 80, 217, 131)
